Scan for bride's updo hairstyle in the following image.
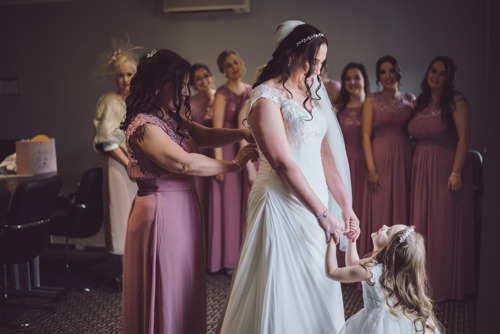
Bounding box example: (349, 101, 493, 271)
(121, 49, 191, 137)
(254, 20, 328, 111)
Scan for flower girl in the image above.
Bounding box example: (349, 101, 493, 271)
(326, 224, 442, 333)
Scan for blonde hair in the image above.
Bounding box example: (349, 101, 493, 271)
(93, 34, 142, 82)
(362, 227, 442, 333)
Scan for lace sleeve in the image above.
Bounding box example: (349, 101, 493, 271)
(245, 85, 284, 130)
(366, 260, 383, 284)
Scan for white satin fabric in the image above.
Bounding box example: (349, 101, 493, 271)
(219, 77, 350, 334)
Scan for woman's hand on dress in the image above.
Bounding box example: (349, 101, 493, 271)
(242, 128, 255, 144)
(367, 170, 382, 193)
(448, 174, 463, 193)
(317, 211, 342, 244)
(235, 144, 259, 167)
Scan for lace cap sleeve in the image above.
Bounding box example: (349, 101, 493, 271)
(366, 259, 383, 284)
(246, 85, 284, 119)
(126, 113, 168, 140)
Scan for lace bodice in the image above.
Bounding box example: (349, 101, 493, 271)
(337, 106, 362, 147)
(216, 84, 251, 128)
(408, 92, 466, 147)
(125, 113, 195, 180)
(370, 92, 414, 137)
(361, 261, 389, 310)
(247, 84, 329, 203)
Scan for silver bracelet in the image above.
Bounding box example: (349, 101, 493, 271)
(315, 210, 328, 219)
(231, 159, 242, 172)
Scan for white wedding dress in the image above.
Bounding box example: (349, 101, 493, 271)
(219, 79, 349, 334)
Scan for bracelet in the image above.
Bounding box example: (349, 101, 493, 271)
(451, 172, 461, 177)
(231, 159, 242, 172)
(315, 210, 328, 220)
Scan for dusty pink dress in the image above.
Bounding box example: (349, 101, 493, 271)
(337, 106, 370, 259)
(207, 84, 251, 272)
(364, 92, 413, 231)
(408, 92, 474, 301)
(122, 113, 206, 334)
(190, 93, 214, 238)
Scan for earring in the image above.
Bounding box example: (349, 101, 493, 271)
(155, 90, 159, 95)
(288, 61, 291, 68)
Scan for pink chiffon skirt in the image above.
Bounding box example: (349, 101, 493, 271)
(122, 177, 206, 334)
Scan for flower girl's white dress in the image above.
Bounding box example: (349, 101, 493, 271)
(341, 260, 442, 334)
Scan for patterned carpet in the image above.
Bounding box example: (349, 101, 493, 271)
(0, 245, 476, 333)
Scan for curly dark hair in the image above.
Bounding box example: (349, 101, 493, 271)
(254, 23, 328, 113)
(375, 55, 402, 89)
(411, 56, 458, 135)
(334, 62, 370, 114)
(120, 49, 191, 139)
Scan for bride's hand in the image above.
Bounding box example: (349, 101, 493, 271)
(317, 211, 342, 244)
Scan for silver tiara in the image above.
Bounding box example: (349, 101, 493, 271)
(399, 227, 414, 243)
(296, 33, 324, 47)
(146, 49, 157, 58)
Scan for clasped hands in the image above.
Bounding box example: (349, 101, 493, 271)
(318, 208, 360, 245)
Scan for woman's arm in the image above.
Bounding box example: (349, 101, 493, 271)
(107, 147, 129, 167)
(448, 99, 472, 192)
(326, 238, 371, 283)
(182, 118, 253, 148)
(238, 99, 257, 184)
(133, 123, 257, 177)
(249, 98, 341, 242)
(362, 97, 382, 193)
(321, 138, 360, 240)
(212, 92, 227, 182)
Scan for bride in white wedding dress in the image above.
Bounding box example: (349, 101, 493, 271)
(218, 21, 360, 334)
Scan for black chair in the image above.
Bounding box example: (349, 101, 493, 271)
(469, 149, 483, 291)
(0, 175, 65, 328)
(49, 167, 104, 272)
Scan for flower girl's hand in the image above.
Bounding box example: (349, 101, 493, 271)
(346, 220, 360, 242)
(341, 207, 360, 241)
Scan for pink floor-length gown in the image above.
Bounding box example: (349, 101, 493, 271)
(337, 106, 370, 260)
(364, 92, 413, 232)
(190, 93, 214, 240)
(207, 84, 251, 272)
(122, 113, 206, 334)
(408, 92, 475, 302)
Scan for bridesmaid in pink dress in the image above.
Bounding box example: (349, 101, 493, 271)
(362, 55, 414, 232)
(408, 56, 474, 302)
(334, 62, 370, 261)
(189, 63, 215, 236)
(208, 49, 255, 273)
(120, 49, 258, 334)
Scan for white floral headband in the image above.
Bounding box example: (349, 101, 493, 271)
(399, 227, 414, 243)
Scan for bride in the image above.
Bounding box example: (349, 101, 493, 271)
(218, 21, 360, 334)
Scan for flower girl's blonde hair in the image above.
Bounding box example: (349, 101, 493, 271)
(363, 226, 442, 333)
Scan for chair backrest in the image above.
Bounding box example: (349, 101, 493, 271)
(1, 175, 62, 264)
(0, 188, 10, 223)
(67, 167, 103, 237)
(469, 149, 483, 199)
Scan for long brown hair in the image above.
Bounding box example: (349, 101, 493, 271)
(254, 23, 327, 113)
(411, 56, 458, 135)
(363, 227, 442, 333)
